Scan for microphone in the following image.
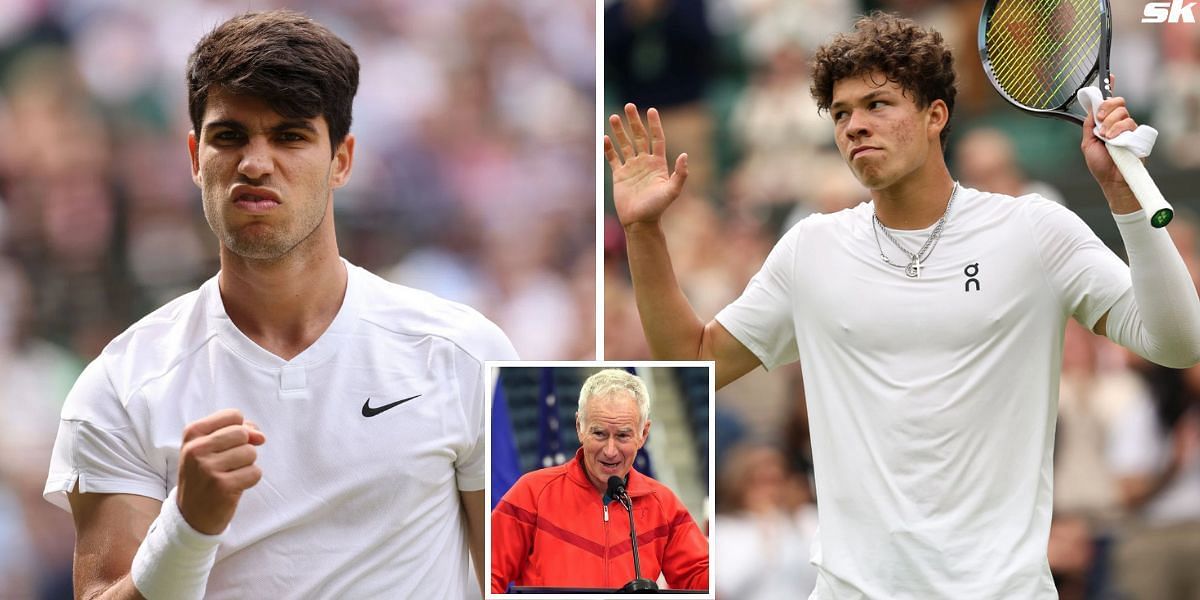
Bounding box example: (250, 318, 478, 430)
(606, 476, 658, 592)
(606, 476, 629, 508)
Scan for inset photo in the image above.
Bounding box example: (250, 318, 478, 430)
(486, 363, 714, 598)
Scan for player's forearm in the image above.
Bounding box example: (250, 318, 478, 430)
(470, 541, 484, 593)
(625, 221, 708, 360)
(68, 492, 157, 600)
(460, 490, 485, 594)
(79, 576, 146, 600)
(1098, 180, 1141, 215)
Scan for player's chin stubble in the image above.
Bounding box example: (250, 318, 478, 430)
(204, 201, 328, 262)
(848, 159, 886, 189)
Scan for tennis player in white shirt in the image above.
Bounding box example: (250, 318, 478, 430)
(44, 10, 516, 599)
(607, 12, 1200, 600)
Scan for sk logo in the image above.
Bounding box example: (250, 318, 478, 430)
(1143, 0, 1197, 23)
(964, 263, 981, 292)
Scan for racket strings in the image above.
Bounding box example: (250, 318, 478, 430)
(989, 1, 1097, 106)
(1008, 12, 1095, 105)
(987, 0, 1060, 60)
(986, 0, 1079, 69)
(991, 7, 1095, 100)
(985, 0, 1100, 110)
(1027, 11, 1097, 105)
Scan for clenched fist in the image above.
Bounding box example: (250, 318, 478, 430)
(176, 409, 266, 535)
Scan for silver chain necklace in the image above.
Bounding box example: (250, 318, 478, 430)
(871, 182, 959, 278)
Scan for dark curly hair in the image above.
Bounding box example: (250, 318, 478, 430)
(810, 12, 957, 149)
(187, 10, 359, 154)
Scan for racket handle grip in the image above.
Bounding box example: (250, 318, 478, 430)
(1106, 143, 1173, 228)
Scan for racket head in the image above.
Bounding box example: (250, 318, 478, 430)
(978, 0, 1113, 126)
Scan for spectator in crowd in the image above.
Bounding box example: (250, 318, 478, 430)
(954, 127, 1065, 205)
(0, 260, 77, 598)
(606, 0, 716, 197)
(1110, 363, 1200, 599)
(727, 43, 834, 210)
(1049, 319, 1147, 599)
(714, 443, 818, 599)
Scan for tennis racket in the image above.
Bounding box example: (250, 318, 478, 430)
(978, 0, 1173, 227)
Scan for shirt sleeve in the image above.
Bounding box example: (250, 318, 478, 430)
(454, 317, 520, 492)
(714, 222, 803, 370)
(490, 479, 536, 593)
(1023, 197, 1132, 329)
(44, 358, 166, 512)
(661, 496, 710, 591)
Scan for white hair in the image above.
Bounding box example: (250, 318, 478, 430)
(576, 369, 651, 427)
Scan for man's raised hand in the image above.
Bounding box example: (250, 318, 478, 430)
(605, 103, 689, 228)
(176, 409, 265, 535)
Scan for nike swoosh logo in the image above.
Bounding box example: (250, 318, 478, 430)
(361, 395, 421, 418)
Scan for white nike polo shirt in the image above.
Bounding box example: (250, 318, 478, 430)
(45, 259, 517, 598)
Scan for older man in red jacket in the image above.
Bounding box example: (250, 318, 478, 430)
(491, 369, 709, 593)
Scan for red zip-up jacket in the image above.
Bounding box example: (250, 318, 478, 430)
(491, 448, 709, 593)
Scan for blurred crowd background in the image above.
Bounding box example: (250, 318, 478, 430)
(3, 0, 1198, 596)
(603, 0, 1200, 598)
(0, 0, 594, 597)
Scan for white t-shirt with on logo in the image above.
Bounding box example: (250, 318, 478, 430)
(716, 187, 1131, 599)
(45, 259, 517, 599)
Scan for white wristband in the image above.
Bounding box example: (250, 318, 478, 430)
(131, 487, 221, 600)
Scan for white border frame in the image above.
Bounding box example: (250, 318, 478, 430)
(593, 0, 606, 360)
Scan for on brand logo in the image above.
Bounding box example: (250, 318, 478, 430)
(964, 263, 981, 292)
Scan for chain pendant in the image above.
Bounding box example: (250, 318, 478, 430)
(905, 258, 921, 278)
(872, 182, 956, 280)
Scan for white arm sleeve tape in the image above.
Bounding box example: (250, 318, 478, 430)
(130, 487, 221, 600)
(1105, 210, 1200, 369)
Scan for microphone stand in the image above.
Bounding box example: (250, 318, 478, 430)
(617, 491, 658, 593)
